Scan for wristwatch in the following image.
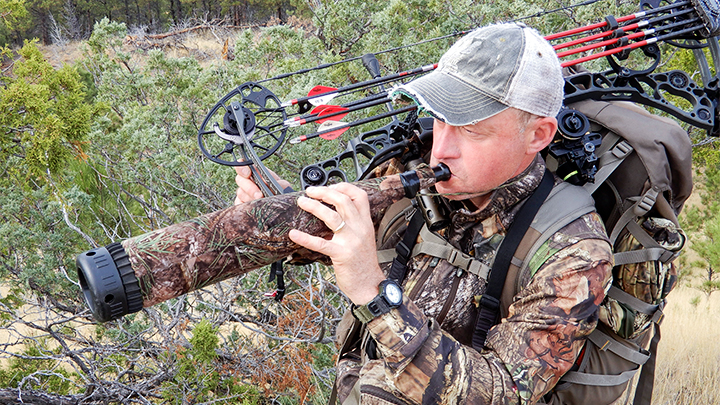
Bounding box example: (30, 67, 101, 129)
(352, 279, 403, 323)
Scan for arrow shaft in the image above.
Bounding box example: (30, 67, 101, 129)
(558, 16, 700, 58)
(293, 105, 417, 143)
(283, 64, 437, 107)
(544, 0, 687, 41)
(561, 23, 705, 67)
(553, 7, 696, 51)
(285, 92, 392, 126)
(296, 97, 392, 127)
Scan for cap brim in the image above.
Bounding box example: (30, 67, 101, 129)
(394, 71, 508, 126)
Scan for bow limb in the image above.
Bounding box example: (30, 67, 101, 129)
(229, 100, 285, 197)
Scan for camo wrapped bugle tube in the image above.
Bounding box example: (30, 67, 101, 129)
(121, 164, 443, 307)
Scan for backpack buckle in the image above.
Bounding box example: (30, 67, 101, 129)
(395, 240, 411, 260)
(611, 140, 633, 159)
(448, 249, 472, 271)
(633, 188, 658, 216)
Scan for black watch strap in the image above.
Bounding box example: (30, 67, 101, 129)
(353, 297, 393, 323)
(352, 280, 403, 323)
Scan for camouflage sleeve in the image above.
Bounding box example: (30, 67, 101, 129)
(365, 238, 613, 405)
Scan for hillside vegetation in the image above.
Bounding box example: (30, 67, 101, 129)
(1, 0, 720, 403)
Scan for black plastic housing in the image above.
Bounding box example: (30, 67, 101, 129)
(76, 242, 143, 322)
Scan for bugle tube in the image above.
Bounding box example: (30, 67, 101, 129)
(76, 164, 450, 322)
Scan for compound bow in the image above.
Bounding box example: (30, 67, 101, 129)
(198, 0, 720, 200)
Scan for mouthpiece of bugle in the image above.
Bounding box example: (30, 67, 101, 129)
(76, 164, 450, 322)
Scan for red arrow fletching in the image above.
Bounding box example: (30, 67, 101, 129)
(317, 120, 349, 140)
(312, 105, 350, 123)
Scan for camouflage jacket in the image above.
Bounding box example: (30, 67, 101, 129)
(334, 155, 613, 405)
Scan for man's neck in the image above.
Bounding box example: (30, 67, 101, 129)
(466, 193, 492, 211)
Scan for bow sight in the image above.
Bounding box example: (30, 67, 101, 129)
(77, 0, 720, 322)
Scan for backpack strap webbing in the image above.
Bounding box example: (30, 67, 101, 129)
(387, 209, 425, 283)
(584, 133, 634, 195)
(607, 286, 664, 321)
(413, 226, 492, 279)
(472, 169, 555, 351)
(507, 180, 598, 308)
(558, 328, 650, 387)
(633, 322, 661, 405)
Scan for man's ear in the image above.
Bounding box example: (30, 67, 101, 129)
(525, 116, 558, 154)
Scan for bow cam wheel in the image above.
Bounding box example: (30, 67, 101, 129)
(198, 82, 287, 166)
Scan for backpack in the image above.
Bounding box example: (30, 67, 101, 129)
(346, 98, 692, 405)
(540, 99, 691, 405)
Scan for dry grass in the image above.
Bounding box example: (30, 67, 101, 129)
(36, 28, 234, 70)
(652, 286, 720, 404)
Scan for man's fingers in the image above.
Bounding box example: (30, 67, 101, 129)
(234, 167, 263, 204)
(235, 185, 262, 204)
(296, 196, 343, 228)
(235, 174, 263, 198)
(234, 165, 252, 179)
(235, 164, 293, 197)
(308, 187, 354, 213)
(307, 185, 370, 233)
(289, 229, 335, 256)
(327, 183, 370, 215)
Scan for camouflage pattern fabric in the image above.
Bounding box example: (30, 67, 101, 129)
(335, 156, 613, 404)
(598, 217, 684, 339)
(121, 165, 442, 307)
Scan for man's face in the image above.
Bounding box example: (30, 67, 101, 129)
(429, 108, 537, 209)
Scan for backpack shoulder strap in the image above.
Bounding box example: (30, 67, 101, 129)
(500, 180, 597, 317)
(387, 209, 425, 283)
(472, 169, 555, 350)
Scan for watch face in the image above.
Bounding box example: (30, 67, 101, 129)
(384, 282, 403, 306)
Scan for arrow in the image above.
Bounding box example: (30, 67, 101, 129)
(306, 85, 339, 106)
(556, 17, 698, 59)
(283, 96, 392, 127)
(284, 106, 350, 128)
(552, 7, 695, 52)
(312, 105, 351, 123)
(560, 23, 704, 67)
(289, 105, 417, 144)
(289, 121, 350, 143)
(317, 120, 351, 140)
(281, 63, 437, 108)
(544, 1, 687, 41)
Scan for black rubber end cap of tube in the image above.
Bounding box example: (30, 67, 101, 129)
(76, 242, 143, 322)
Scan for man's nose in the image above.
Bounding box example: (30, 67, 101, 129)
(432, 125, 460, 160)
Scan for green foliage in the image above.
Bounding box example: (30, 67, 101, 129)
(78, 18, 236, 236)
(682, 166, 720, 297)
(0, 40, 93, 182)
(1, 1, 715, 403)
(0, 0, 28, 45)
(0, 0, 28, 28)
(4, 0, 312, 47)
(0, 342, 80, 394)
(0, 40, 95, 303)
(161, 319, 220, 403)
(161, 319, 265, 404)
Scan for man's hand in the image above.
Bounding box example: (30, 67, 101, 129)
(234, 165, 292, 204)
(288, 183, 385, 305)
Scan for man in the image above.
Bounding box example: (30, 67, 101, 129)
(235, 23, 613, 404)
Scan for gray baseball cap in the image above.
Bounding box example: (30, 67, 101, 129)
(393, 23, 564, 126)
